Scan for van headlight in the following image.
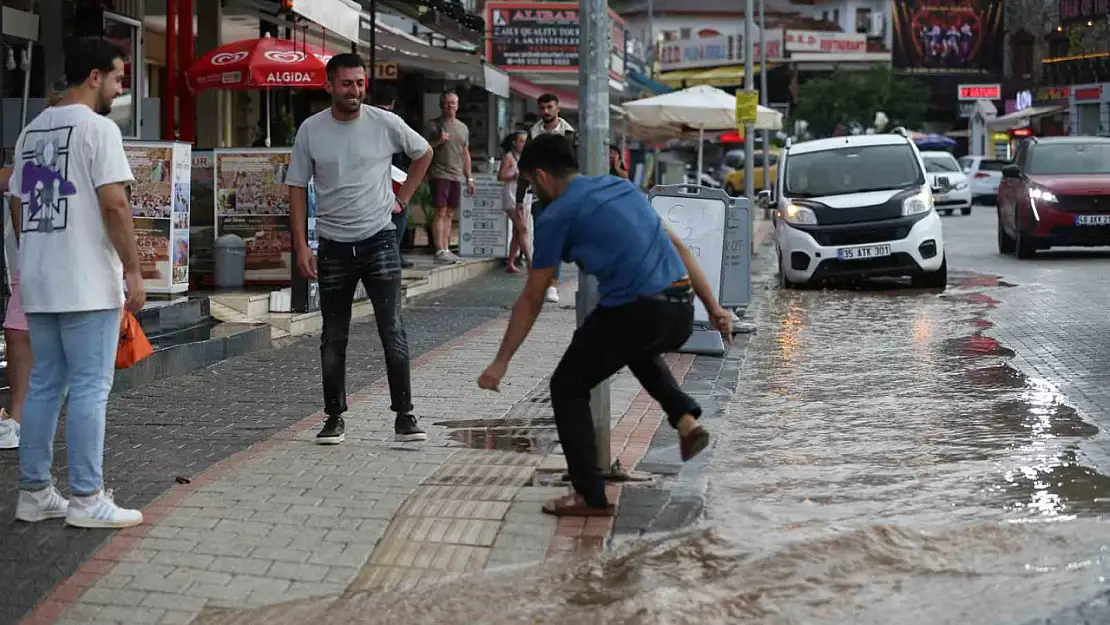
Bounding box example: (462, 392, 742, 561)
(954, 181, 969, 190)
(902, 192, 932, 216)
(780, 203, 817, 225)
(1029, 186, 1058, 203)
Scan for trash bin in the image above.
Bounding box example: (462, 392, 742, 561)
(213, 234, 247, 289)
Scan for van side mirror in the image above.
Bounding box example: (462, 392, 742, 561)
(756, 189, 773, 209)
(1001, 164, 1022, 179)
(931, 176, 951, 194)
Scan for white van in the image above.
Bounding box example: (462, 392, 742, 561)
(758, 130, 950, 290)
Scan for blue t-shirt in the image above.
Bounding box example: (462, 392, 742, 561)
(533, 175, 687, 307)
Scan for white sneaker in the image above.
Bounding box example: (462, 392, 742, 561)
(433, 249, 457, 265)
(544, 286, 560, 303)
(15, 485, 68, 522)
(0, 414, 19, 450)
(66, 489, 143, 529)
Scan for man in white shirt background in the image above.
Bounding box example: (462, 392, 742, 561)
(12, 37, 147, 529)
(286, 53, 433, 445)
(514, 93, 576, 304)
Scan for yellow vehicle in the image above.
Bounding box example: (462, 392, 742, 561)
(722, 149, 779, 196)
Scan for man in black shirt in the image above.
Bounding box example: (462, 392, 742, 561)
(371, 85, 414, 268)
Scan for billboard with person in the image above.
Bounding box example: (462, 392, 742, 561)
(891, 0, 1004, 74)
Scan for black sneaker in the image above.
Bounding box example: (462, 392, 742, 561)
(394, 413, 427, 442)
(401, 257, 415, 269)
(316, 415, 345, 445)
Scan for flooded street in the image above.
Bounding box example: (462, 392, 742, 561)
(192, 210, 1110, 625)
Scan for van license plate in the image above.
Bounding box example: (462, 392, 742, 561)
(1075, 214, 1110, 226)
(837, 244, 892, 260)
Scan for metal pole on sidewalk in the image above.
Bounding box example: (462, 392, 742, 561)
(578, 0, 612, 475)
(742, 0, 755, 204)
(759, 0, 770, 193)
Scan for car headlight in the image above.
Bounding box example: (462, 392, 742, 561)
(954, 181, 969, 190)
(1029, 186, 1058, 203)
(902, 192, 932, 216)
(780, 203, 817, 225)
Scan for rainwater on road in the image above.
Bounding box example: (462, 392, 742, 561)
(261, 210, 1110, 625)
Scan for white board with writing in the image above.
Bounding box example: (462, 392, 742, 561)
(651, 187, 728, 323)
(459, 173, 511, 258)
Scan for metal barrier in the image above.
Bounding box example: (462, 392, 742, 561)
(650, 184, 751, 356)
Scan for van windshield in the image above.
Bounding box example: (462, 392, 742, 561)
(784, 144, 925, 197)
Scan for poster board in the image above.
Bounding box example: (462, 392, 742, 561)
(213, 148, 293, 285)
(124, 141, 191, 294)
(650, 185, 729, 323)
(189, 151, 215, 288)
(719, 196, 751, 310)
(458, 173, 511, 258)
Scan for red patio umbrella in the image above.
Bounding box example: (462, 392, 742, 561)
(186, 35, 332, 146)
(186, 35, 332, 92)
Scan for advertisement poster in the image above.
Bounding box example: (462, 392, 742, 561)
(171, 144, 192, 287)
(891, 0, 1004, 74)
(125, 141, 190, 294)
(214, 149, 293, 284)
(485, 1, 624, 78)
(190, 151, 215, 288)
(459, 173, 510, 258)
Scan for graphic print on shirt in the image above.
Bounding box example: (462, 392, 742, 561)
(19, 126, 77, 234)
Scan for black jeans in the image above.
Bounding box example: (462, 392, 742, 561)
(318, 231, 413, 416)
(549, 286, 702, 507)
(391, 208, 408, 249)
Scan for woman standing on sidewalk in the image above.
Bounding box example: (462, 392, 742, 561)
(499, 131, 531, 273)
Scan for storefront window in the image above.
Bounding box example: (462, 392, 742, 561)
(102, 12, 142, 138)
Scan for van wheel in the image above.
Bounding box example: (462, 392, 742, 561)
(997, 213, 1015, 255)
(942, 209, 953, 216)
(777, 251, 799, 289)
(961, 207, 972, 215)
(912, 256, 947, 291)
(1015, 222, 1037, 259)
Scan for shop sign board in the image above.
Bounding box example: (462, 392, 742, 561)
(124, 141, 192, 295)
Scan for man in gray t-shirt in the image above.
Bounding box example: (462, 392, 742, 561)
(286, 53, 432, 445)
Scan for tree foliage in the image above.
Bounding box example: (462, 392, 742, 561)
(790, 66, 931, 137)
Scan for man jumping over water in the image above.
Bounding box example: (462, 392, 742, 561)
(478, 134, 732, 516)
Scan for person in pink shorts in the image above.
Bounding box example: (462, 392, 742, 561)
(0, 164, 30, 449)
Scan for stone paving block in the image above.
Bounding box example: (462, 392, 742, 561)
(140, 592, 210, 612)
(158, 610, 199, 625)
(266, 561, 331, 582)
(208, 556, 274, 576)
(94, 605, 168, 623)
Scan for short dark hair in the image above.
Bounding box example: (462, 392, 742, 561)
(325, 53, 364, 80)
(63, 37, 127, 88)
(537, 93, 559, 105)
(517, 133, 578, 178)
(372, 84, 397, 106)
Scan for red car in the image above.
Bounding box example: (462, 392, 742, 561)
(997, 136, 1110, 258)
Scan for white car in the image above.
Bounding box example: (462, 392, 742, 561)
(957, 155, 1011, 205)
(758, 130, 948, 290)
(921, 151, 972, 216)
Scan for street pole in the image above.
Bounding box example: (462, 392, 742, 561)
(578, 0, 612, 475)
(742, 0, 755, 204)
(368, 0, 377, 102)
(648, 0, 660, 187)
(759, 0, 770, 194)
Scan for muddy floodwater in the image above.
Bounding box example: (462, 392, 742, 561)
(199, 269, 1110, 625)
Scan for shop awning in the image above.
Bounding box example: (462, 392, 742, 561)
(510, 77, 579, 111)
(368, 25, 484, 83)
(658, 65, 763, 88)
(626, 69, 673, 97)
(987, 105, 1067, 130)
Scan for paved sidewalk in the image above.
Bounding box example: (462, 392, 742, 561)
(23, 275, 703, 625)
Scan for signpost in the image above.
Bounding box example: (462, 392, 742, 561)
(577, 0, 614, 478)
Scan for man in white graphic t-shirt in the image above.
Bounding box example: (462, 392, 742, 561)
(10, 37, 147, 529)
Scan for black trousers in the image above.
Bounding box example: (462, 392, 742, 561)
(549, 287, 702, 507)
(318, 230, 413, 416)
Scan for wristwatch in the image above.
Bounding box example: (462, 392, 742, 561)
(467, 177, 474, 183)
